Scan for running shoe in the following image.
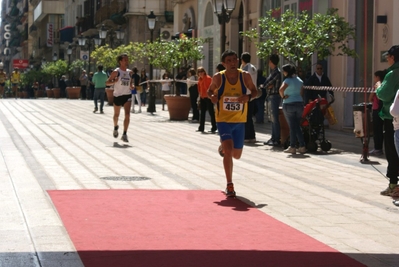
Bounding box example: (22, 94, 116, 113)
(121, 134, 129, 142)
(93, 108, 98, 113)
(113, 125, 119, 138)
(225, 183, 236, 197)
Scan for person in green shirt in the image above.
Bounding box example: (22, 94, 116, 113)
(92, 65, 108, 113)
(376, 45, 399, 196)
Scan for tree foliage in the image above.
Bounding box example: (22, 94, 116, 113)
(41, 60, 69, 78)
(90, 37, 205, 96)
(242, 8, 356, 70)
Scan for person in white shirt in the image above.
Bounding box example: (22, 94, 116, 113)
(390, 89, 399, 206)
(106, 53, 134, 142)
(241, 52, 258, 143)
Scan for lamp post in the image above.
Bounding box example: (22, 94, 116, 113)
(147, 10, 157, 114)
(98, 24, 124, 48)
(212, 0, 237, 54)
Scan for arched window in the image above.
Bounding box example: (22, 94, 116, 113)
(204, 2, 214, 27)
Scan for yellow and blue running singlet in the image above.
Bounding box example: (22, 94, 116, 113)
(215, 69, 249, 123)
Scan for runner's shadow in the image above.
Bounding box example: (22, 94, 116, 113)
(113, 142, 132, 148)
(214, 193, 267, 212)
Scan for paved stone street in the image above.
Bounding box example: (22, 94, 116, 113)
(0, 99, 397, 267)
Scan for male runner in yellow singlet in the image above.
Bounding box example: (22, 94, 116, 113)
(11, 67, 21, 97)
(207, 50, 258, 197)
(0, 68, 7, 98)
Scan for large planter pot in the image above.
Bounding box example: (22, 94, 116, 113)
(52, 88, 61, 99)
(164, 95, 191, 121)
(46, 89, 54, 98)
(106, 88, 114, 105)
(66, 87, 81, 99)
(36, 90, 44, 98)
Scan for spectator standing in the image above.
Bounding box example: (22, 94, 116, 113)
(240, 52, 258, 143)
(140, 69, 148, 107)
(88, 72, 95, 100)
(106, 53, 133, 143)
(92, 65, 108, 114)
(255, 69, 267, 123)
(79, 70, 88, 100)
(207, 50, 258, 197)
(279, 64, 306, 154)
(59, 75, 67, 98)
(197, 67, 217, 133)
(304, 62, 333, 104)
(368, 70, 386, 156)
(131, 67, 142, 113)
(187, 68, 199, 122)
(376, 45, 399, 196)
(161, 73, 171, 111)
(262, 54, 282, 146)
(176, 67, 187, 95)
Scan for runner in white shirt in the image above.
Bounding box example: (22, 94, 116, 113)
(106, 53, 134, 142)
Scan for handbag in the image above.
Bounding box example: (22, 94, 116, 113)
(136, 85, 143, 93)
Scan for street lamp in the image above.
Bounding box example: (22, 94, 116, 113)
(147, 10, 157, 114)
(212, 0, 237, 54)
(53, 52, 58, 61)
(99, 24, 107, 39)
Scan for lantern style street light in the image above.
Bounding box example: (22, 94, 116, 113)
(212, 0, 237, 54)
(147, 10, 157, 114)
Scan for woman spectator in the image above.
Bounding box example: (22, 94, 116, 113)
(197, 67, 217, 133)
(161, 73, 171, 111)
(279, 64, 306, 154)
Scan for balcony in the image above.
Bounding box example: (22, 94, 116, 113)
(33, 0, 64, 22)
(95, 0, 125, 26)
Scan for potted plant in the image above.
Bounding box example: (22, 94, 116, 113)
(41, 59, 69, 99)
(142, 36, 205, 120)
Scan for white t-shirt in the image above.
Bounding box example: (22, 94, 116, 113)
(242, 63, 257, 87)
(161, 78, 171, 91)
(113, 68, 132, 97)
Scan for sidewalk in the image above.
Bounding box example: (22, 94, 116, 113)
(0, 99, 397, 267)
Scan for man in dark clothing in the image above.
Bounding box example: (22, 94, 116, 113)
(59, 75, 67, 98)
(304, 62, 333, 103)
(175, 67, 187, 95)
(262, 54, 282, 146)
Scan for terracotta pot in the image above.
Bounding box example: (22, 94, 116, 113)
(164, 95, 191, 121)
(106, 88, 114, 105)
(46, 89, 54, 98)
(52, 88, 61, 99)
(36, 90, 44, 98)
(66, 87, 81, 99)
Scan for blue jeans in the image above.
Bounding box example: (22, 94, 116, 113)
(283, 102, 305, 147)
(269, 94, 281, 142)
(93, 88, 105, 111)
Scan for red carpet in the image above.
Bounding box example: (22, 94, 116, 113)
(48, 190, 366, 267)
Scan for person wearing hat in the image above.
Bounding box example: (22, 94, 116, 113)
(376, 45, 399, 197)
(0, 67, 7, 98)
(11, 67, 20, 97)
